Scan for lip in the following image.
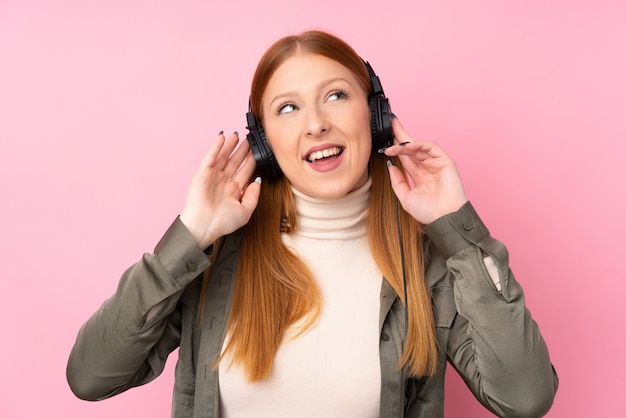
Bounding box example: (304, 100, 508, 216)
(303, 143, 345, 173)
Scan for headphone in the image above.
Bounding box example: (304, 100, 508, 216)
(245, 60, 393, 180)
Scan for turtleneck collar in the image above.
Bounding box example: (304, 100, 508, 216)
(289, 178, 371, 240)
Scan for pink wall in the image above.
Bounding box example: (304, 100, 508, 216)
(1, 1, 624, 417)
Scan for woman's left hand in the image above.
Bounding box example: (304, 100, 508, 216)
(382, 116, 468, 225)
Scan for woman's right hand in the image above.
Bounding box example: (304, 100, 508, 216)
(179, 131, 261, 249)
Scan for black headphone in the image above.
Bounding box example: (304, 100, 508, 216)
(245, 60, 392, 180)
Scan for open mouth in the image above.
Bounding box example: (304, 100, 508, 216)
(305, 146, 344, 163)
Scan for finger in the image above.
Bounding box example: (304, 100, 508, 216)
(390, 116, 413, 144)
(386, 162, 411, 202)
(231, 150, 257, 188)
(385, 116, 444, 160)
(384, 141, 442, 166)
(202, 132, 226, 168)
(223, 139, 251, 179)
(381, 116, 429, 158)
(240, 177, 262, 215)
(213, 132, 241, 171)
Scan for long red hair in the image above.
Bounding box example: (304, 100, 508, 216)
(203, 30, 438, 381)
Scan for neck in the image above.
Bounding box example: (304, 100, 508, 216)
(290, 178, 371, 240)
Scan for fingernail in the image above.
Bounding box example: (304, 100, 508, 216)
(390, 112, 397, 119)
(218, 130, 224, 136)
(399, 141, 410, 146)
(377, 146, 389, 154)
(254, 176, 262, 184)
(386, 159, 393, 167)
(234, 131, 239, 137)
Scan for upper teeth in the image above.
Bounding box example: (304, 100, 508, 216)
(307, 147, 341, 162)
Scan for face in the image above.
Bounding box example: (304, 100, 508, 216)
(261, 53, 372, 199)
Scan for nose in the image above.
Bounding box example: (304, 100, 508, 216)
(304, 106, 329, 137)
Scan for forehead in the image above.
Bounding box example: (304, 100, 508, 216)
(263, 53, 361, 97)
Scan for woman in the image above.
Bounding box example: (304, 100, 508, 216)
(67, 30, 558, 417)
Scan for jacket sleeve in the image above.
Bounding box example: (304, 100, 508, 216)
(423, 202, 558, 418)
(66, 217, 211, 401)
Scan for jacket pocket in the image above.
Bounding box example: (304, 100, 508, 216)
(431, 286, 456, 328)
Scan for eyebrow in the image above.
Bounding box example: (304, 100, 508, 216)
(267, 77, 353, 110)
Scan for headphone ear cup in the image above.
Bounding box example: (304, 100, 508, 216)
(246, 111, 283, 180)
(369, 94, 393, 151)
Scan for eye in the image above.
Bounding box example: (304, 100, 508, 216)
(277, 102, 298, 115)
(327, 89, 349, 102)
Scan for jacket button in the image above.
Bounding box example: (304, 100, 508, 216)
(186, 262, 198, 273)
(388, 382, 398, 390)
(381, 333, 390, 341)
(463, 220, 475, 231)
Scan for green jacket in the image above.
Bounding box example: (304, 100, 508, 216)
(67, 202, 558, 417)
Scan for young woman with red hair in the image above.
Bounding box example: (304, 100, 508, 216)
(68, 30, 558, 417)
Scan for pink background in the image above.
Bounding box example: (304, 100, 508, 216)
(1, 1, 625, 417)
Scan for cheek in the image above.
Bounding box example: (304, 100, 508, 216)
(264, 124, 295, 164)
(355, 110, 373, 152)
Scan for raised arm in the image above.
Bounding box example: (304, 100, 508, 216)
(425, 204, 558, 417)
(383, 117, 557, 416)
(67, 132, 261, 400)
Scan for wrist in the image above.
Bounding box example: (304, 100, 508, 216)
(179, 213, 215, 250)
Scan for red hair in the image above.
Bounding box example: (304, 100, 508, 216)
(203, 30, 438, 381)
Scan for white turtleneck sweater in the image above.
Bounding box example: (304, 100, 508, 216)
(219, 179, 382, 418)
